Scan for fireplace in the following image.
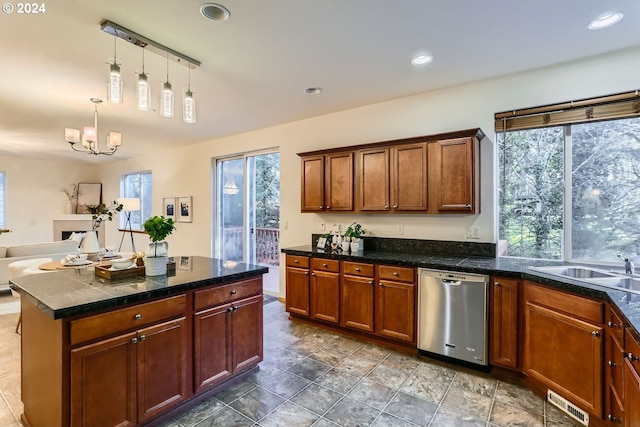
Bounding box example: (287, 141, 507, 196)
(53, 215, 105, 248)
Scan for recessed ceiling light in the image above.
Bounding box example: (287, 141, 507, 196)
(200, 3, 230, 22)
(305, 87, 322, 95)
(588, 11, 623, 30)
(411, 54, 433, 66)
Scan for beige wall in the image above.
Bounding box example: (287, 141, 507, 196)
(3, 46, 639, 296)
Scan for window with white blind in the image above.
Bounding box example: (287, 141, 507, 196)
(0, 172, 5, 229)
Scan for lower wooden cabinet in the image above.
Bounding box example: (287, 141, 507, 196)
(341, 267, 375, 332)
(624, 329, 640, 427)
(285, 255, 311, 316)
(605, 307, 625, 424)
(522, 281, 604, 418)
(375, 265, 416, 343)
(489, 276, 519, 369)
(311, 258, 340, 324)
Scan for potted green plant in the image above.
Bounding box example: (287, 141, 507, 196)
(344, 222, 365, 252)
(143, 216, 175, 276)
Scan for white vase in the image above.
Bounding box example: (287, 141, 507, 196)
(350, 240, 360, 253)
(341, 240, 350, 252)
(148, 241, 168, 257)
(144, 256, 168, 276)
(81, 230, 100, 253)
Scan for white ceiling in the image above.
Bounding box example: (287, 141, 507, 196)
(1, 0, 640, 163)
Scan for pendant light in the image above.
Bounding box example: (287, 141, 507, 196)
(136, 47, 150, 111)
(107, 37, 123, 104)
(183, 63, 196, 123)
(160, 53, 174, 117)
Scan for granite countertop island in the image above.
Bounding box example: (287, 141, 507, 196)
(10, 255, 269, 319)
(12, 255, 269, 427)
(281, 242, 640, 337)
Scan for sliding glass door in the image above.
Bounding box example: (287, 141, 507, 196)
(215, 151, 280, 269)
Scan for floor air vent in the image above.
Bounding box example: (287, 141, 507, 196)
(546, 390, 589, 426)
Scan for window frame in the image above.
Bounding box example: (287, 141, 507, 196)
(119, 170, 152, 231)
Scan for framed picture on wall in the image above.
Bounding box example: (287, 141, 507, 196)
(163, 197, 176, 219)
(76, 183, 102, 214)
(177, 196, 192, 222)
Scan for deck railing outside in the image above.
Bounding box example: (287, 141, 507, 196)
(222, 227, 280, 266)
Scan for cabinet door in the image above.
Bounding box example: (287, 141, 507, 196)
(489, 277, 519, 369)
(376, 280, 415, 342)
(194, 304, 234, 393)
(71, 332, 137, 427)
(523, 302, 603, 416)
(137, 317, 188, 424)
(286, 266, 310, 316)
(325, 152, 353, 211)
(341, 275, 375, 332)
(624, 358, 640, 427)
(301, 155, 325, 211)
(359, 147, 390, 211)
(233, 295, 264, 373)
(311, 270, 340, 323)
(391, 143, 428, 211)
(430, 138, 476, 212)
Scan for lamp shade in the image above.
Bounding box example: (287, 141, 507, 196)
(65, 128, 80, 143)
(108, 132, 122, 147)
(117, 198, 141, 211)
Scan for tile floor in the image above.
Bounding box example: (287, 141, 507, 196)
(0, 294, 584, 427)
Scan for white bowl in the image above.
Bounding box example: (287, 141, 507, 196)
(110, 259, 134, 270)
(71, 253, 88, 262)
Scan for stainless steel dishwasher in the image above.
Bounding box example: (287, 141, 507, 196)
(417, 268, 489, 367)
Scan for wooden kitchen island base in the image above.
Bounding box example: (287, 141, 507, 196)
(13, 257, 267, 427)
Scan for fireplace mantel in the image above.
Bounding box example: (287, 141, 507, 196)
(53, 215, 105, 248)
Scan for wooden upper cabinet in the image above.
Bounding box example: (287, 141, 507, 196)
(429, 136, 479, 213)
(300, 152, 353, 212)
(325, 152, 354, 211)
(359, 148, 390, 211)
(301, 156, 325, 211)
(299, 128, 483, 214)
(392, 143, 428, 211)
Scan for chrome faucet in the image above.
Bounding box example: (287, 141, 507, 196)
(617, 254, 635, 275)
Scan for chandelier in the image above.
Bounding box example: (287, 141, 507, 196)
(65, 98, 122, 156)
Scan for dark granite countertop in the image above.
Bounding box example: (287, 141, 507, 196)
(282, 245, 640, 337)
(9, 256, 269, 320)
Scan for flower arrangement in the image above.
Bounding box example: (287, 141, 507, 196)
(60, 183, 77, 202)
(344, 222, 365, 240)
(87, 201, 123, 230)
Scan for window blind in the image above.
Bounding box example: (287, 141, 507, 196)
(495, 90, 640, 132)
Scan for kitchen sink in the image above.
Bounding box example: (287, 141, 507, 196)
(527, 265, 640, 295)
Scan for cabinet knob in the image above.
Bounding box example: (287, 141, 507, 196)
(227, 307, 234, 312)
(304, 271, 309, 275)
(608, 360, 616, 367)
(134, 314, 142, 320)
(233, 305, 239, 311)
(378, 282, 383, 287)
(311, 273, 316, 276)
(627, 352, 638, 361)
(139, 334, 146, 341)
(355, 267, 361, 272)
(322, 263, 328, 267)
(393, 205, 398, 209)
(393, 272, 399, 276)
(608, 414, 617, 421)
(494, 282, 501, 287)
(466, 204, 472, 209)
(591, 331, 599, 337)
(230, 289, 237, 295)
(384, 205, 389, 209)
(326, 206, 331, 209)
(294, 259, 299, 263)
(131, 337, 138, 344)
(607, 321, 617, 328)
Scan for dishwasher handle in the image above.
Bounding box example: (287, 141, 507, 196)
(441, 278, 462, 285)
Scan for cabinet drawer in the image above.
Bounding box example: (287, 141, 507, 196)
(378, 265, 415, 283)
(70, 294, 186, 346)
(342, 261, 374, 277)
(195, 278, 263, 311)
(312, 258, 340, 273)
(625, 328, 640, 377)
(607, 306, 625, 346)
(287, 255, 309, 268)
(524, 282, 603, 324)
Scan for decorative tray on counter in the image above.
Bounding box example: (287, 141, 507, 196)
(94, 265, 145, 280)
